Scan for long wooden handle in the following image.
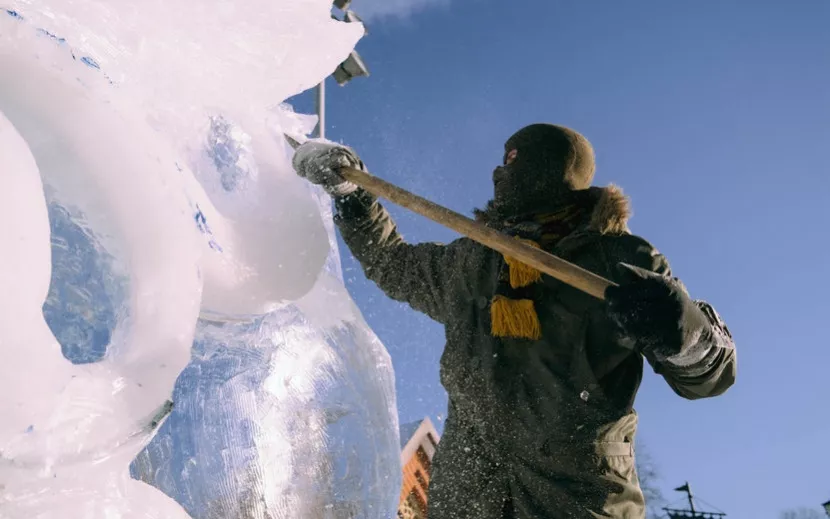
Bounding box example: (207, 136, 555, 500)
(339, 167, 617, 300)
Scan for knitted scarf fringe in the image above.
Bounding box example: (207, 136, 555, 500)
(491, 238, 543, 340)
(490, 296, 542, 341)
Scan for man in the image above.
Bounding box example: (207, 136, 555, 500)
(292, 124, 736, 518)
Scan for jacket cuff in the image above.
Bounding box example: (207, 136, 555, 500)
(652, 301, 734, 377)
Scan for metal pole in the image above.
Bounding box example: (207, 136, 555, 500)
(315, 79, 326, 139)
(686, 481, 697, 516)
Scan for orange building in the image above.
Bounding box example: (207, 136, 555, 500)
(397, 417, 440, 519)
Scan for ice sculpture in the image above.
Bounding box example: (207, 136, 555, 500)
(0, 2, 400, 518)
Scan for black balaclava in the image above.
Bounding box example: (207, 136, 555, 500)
(490, 123, 596, 218)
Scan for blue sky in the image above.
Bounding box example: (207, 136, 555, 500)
(291, 1, 830, 516)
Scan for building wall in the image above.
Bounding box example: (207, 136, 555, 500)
(398, 446, 431, 517)
(398, 491, 427, 519)
(397, 420, 439, 519)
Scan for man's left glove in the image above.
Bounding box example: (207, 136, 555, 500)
(604, 263, 710, 361)
(291, 140, 364, 197)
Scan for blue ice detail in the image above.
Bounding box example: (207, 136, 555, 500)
(206, 115, 255, 192)
(42, 203, 126, 364)
(194, 205, 223, 252)
(80, 56, 100, 69)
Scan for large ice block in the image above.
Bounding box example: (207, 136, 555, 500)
(0, 2, 400, 517)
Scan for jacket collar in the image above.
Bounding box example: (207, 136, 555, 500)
(475, 184, 631, 236)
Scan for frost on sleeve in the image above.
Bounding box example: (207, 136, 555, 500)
(334, 190, 482, 324)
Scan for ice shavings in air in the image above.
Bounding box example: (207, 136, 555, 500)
(0, 2, 399, 518)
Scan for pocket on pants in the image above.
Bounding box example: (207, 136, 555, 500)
(596, 441, 635, 482)
(595, 441, 645, 518)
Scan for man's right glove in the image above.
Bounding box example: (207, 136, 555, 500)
(604, 263, 711, 363)
(291, 140, 364, 197)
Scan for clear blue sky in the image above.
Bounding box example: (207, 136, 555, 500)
(291, 1, 830, 516)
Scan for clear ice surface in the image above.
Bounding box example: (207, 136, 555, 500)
(0, 2, 400, 517)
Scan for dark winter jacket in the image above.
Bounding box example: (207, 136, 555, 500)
(334, 185, 736, 519)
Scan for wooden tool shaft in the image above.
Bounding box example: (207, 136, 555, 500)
(340, 167, 617, 300)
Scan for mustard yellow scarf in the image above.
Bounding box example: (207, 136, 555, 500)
(490, 204, 588, 340)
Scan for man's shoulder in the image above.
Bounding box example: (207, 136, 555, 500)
(603, 231, 660, 254)
(562, 230, 670, 278)
(600, 231, 671, 276)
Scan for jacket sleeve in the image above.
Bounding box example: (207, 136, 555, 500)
(333, 189, 483, 324)
(630, 246, 737, 400)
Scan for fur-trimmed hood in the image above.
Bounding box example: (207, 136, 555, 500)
(585, 184, 631, 235)
(474, 184, 631, 236)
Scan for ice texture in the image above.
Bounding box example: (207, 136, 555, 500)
(0, 2, 400, 518)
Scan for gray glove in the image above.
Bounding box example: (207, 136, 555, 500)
(291, 140, 364, 197)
